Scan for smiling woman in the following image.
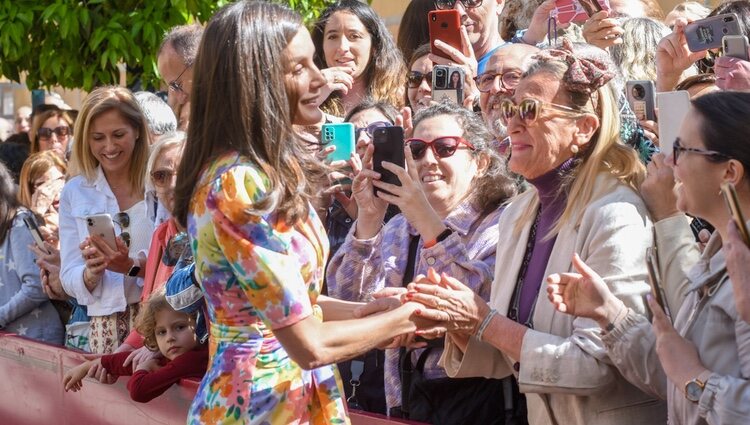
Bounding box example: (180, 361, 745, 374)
(312, 0, 407, 117)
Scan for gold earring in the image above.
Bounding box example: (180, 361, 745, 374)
(570, 144, 579, 154)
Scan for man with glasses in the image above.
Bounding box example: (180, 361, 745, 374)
(476, 43, 539, 152)
(157, 24, 203, 131)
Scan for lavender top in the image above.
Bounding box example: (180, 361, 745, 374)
(514, 159, 574, 326)
(326, 199, 505, 409)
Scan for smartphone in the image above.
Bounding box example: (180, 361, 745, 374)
(372, 126, 405, 195)
(721, 182, 750, 246)
(656, 90, 691, 156)
(552, 0, 610, 25)
(322, 123, 355, 162)
(432, 65, 464, 104)
(646, 247, 672, 322)
(428, 10, 462, 60)
(685, 13, 741, 52)
(626, 80, 656, 122)
(22, 214, 49, 254)
(723, 34, 750, 61)
(85, 214, 118, 251)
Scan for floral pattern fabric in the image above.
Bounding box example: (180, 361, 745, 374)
(186, 152, 349, 425)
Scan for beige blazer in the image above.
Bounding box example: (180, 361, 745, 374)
(441, 173, 667, 425)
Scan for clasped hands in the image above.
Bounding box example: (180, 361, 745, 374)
(353, 268, 490, 349)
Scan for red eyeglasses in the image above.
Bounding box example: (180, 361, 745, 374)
(406, 136, 475, 160)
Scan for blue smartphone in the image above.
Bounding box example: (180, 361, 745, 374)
(322, 123, 355, 162)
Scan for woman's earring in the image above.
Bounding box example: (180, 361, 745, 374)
(570, 144, 579, 154)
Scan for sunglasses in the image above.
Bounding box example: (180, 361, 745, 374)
(355, 121, 392, 139)
(672, 137, 730, 165)
(499, 98, 586, 126)
(151, 169, 177, 187)
(168, 64, 191, 93)
(435, 0, 483, 10)
(475, 70, 522, 93)
(37, 126, 70, 140)
(113, 212, 131, 248)
(406, 136, 475, 160)
(407, 71, 433, 89)
(163, 232, 191, 267)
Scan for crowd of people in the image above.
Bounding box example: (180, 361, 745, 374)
(1, 0, 750, 423)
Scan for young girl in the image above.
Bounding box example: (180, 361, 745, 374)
(62, 292, 208, 403)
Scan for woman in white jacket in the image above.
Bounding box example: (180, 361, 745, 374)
(546, 90, 750, 424)
(59, 87, 153, 354)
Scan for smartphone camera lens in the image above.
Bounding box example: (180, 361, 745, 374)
(431, 14, 436, 22)
(87, 218, 93, 226)
(435, 68, 447, 88)
(631, 84, 645, 100)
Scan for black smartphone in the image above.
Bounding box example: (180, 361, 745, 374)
(646, 247, 671, 323)
(372, 126, 405, 195)
(721, 182, 750, 246)
(22, 214, 50, 254)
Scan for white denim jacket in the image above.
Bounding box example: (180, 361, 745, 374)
(59, 167, 152, 316)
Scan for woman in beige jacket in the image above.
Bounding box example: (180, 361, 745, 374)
(546, 91, 750, 424)
(405, 40, 666, 424)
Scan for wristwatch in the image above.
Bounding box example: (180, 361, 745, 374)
(685, 376, 707, 403)
(127, 259, 141, 277)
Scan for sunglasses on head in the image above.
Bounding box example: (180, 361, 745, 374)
(355, 121, 392, 139)
(407, 71, 432, 89)
(406, 136, 475, 160)
(37, 126, 70, 140)
(499, 98, 586, 126)
(113, 212, 131, 248)
(435, 0, 483, 10)
(151, 169, 177, 187)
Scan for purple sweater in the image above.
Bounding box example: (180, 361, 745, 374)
(514, 159, 574, 326)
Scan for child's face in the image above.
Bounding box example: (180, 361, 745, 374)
(154, 309, 198, 361)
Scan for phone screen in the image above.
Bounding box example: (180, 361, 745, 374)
(372, 127, 405, 195)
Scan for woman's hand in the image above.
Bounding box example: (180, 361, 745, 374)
(63, 359, 96, 392)
(582, 11, 624, 50)
(522, 0, 558, 45)
(30, 177, 64, 217)
(79, 237, 107, 291)
(405, 271, 490, 336)
(655, 18, 706, 91)
(371, 147, 446, 242)
(724, 220, 750, 323)
(546, 253, 626, 328)
(86, 356, 118, 384)
(88, 235, 132, 275)
(135, 358, 161, 373)
(32, 242, 68, 300)
(715, 55, 750, 91)
(648, 295, 709, 386)
(351, 144, 389, 238)
(640, 119, 659, 147)
(320, 66, 355, 99)
(640, 153, 681, 222)
(394, 107, 414, 140)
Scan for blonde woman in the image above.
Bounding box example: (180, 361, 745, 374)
(58, 86, 153, 355)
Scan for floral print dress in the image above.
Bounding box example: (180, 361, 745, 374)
(186, 153, 349, 425)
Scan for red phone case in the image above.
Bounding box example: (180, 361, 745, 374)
(428, 10, 462, 59)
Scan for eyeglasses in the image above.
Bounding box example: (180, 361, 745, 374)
(151, 169, 177, 187)
(37, 126, 70, 140)
(499, 98, 586, 126)
(406, 136, 475, 160)
(435, 0, 483, 10)
(407, 71, 432, 89)
(475, 71, 522, 93)
(168, 64, 191, 93)
(113, 212, 131, 248)
(355, 121, 392, 139)
(672, 137, 731, 165)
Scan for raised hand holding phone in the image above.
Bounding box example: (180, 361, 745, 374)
(721, 182, 750, 246)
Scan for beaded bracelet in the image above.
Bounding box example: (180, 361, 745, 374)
(476, 309, 498, 341)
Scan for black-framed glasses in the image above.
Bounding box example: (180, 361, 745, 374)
(407, 71, 433, 89)
(435, 0, 483, 10)
(151, 169, 177, 187)
(499, 98, 586, 126)
(37, 126, 70, 140)
(168, 64, 191, 93)
(113, 212, 131, 248)
(406, 136, 476, 160)
(475, 70, 522, 93)
(355, 121, 392, 139)
(672, 137, 731, 165)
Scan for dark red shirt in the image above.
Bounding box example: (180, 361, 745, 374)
(100, 345, 208, 403)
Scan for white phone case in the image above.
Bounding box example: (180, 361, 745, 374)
(723, 35, 750, 61)
(656, 90, 691, 156)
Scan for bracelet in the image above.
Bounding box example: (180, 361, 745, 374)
(476, 309, 498, 341)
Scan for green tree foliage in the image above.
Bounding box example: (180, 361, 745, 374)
(0, 0, 346, 91)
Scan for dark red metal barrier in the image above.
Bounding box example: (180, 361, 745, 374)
(0, 332, 420, 425)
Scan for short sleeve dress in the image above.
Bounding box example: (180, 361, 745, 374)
(186, 152, 349, 425)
